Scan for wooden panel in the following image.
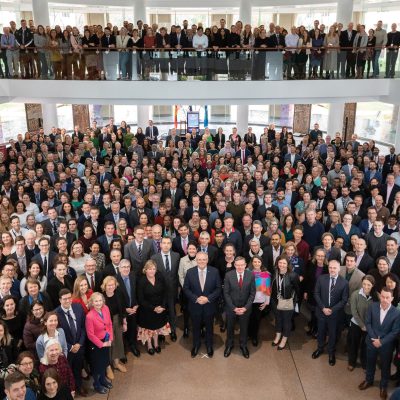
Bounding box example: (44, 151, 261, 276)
(72, 104, 90, 131)
(343, 103, 357, 142)
(25, 103, 43, 132)
(293, 104, 311, 134)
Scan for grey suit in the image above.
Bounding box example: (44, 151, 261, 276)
(124, 239, 154, 276)
(151, 251, 180, 332)
(339, 266, 365, 315)
(224, 269, 256, 347)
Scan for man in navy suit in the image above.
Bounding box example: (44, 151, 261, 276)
(312, 260, 349, 366)
(359, 286, 400, 399)
(183, 251, 221, 358)
(56, 289, 87, 397)
(104, 202, 130, 228)
(235, 142, 251, 165)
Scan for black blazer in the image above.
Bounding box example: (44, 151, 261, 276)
(170, 32, 188, 48)
(314, 274, 349, 316)
(339, 29, 357, 48)
(183, 266, 221, 316)
(31, 252, 57, 277)
(223, 269, 256, 311)
(262, 245, 283, 274)
(380, 183, 400, 210)
(198, 245, 218, 268)
(101, 35, 117, 48)
(81, 271, 103, 292)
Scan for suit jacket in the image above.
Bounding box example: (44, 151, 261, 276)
(235, 149, 251, 162)
(170, 32, 188, 48)
(116, 272, 138, 308)
(267, 33, 285, 48)
(357, 252, 375, 274)
(50, 232, 75, 252)
(42, 217, 65, 236)
(97, 234, 121, 255)
(284, 153, 301, 167)
(129, 208, 153, 228)
(183, 206, 208, 222)
(314, 274, 349, 316)
(366, 302, 400, 348)
(104, 212, 130, 228)
(101, 35, 117, 48)
(224, 269, 256, 312)
(314, 246, 342, 263)
(151, 251, 180, 297)
(339, 29, 357, 48)
(30, 190, 48, 207)
(183, 266, 221, 316)
(81, 271, 103, 292)
(96, 172, 113, 185)
(172, 235, 195, 258)
(198, 245, 218, 268)
(262, 245, 283, 274)
(124, 239, 155, 275)
(339, 266, 365, 314)
(162, 188, 183, 209)
(55, 303, 86, 351)
(145, 126, 159, 140)
(380, 184, 400, 210)
(213, 133, 226, 149)
(31, 251, 57, 277)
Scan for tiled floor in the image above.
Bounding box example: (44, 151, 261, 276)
(89, 314, 390, 400)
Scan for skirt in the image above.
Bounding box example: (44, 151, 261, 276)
(137, 323, 171, 344)
(111, 314, 125, 360)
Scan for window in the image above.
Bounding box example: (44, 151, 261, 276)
(311, 104, 329, 132)
(56, 104, 73, 131)
(114, 105, 138, 126)
(0, 103, 27, 143)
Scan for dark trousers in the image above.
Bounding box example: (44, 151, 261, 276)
(124, 313, 138, 348)
(191, 312, 214, 348)
(317, 312, 341, 354)
(89, 344, 110, 389)
(348, 322, 367, 368)
(366, 342, 394, 389)
(226, 309, 250, 347)
(67, 347, 85, 390)
(346, 52, 356, 77)
(273, 302, 294, 338)
(166, 294, 177, 332)
(386, 51, 399, 78)
(248, 303, 265, 339)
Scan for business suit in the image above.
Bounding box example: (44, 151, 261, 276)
(198, 245, 218, 268)
(145, 125, 159, 144)
(50, 232, 75, 252)
(235, 149, 251, 164)
(172, 235, 194, 258)
(116, 271, 139, 351)
(96, 172, 113, 185)
(284, 153, 301, 167)
(104, 212, 130, 228)
(56, 303, 86, 392)
(314, 274, 349, 355)
(224, 269, 256, 348)
(129, 208, 153, 228)
(31, 251, 57, 277)
(183, 206, 208, 222)
(42, 217, 65, 236)
(81, 271, 103, 292)
(163, 188, 183, 209)
(30, 190, 47, 208)
(357, 252, 375, 274)
(183, 266, 221, 349)
(213, 133, 226, 149)
(262, 245, 283, 274)
(124, 239, 154, 276)
(151, 251, 180, 333)
(380, 183, 400, 210)
(339, 29, 357, 77)
(97, 234, 121, 258)
(364, 302, 400, 389)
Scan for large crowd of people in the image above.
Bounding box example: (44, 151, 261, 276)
(0, 117, 400, 399)
(1, 17, 400, 80)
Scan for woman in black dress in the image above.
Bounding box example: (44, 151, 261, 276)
(137, 260, 171, 355)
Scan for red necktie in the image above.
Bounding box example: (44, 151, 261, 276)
(91, 275, 95, 290)
(239, 274, 243, 289)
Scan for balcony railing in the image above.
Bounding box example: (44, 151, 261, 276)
(1, 46, 399, 81)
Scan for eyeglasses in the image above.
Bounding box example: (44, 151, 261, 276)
(19, 361, 33, 366)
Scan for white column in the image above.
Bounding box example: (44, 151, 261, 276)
(133, 0, 147, 23)
(395, 107, 400, 153)
(327, 103, 345, 136)
(239, 0, 252, 25)
(41, 103, 58, 133)
(137, 105, 150, 130)
(336, 0, 354, 25)
(32, 0, 50, 27)
(237, 105, 249, 136)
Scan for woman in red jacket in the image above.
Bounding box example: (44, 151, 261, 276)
(85, 292, 113, 394)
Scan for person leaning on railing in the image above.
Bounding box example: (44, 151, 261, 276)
(82, 28, 100, 80)
(353, 25, 368, 79)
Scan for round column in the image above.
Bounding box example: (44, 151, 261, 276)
(336, 0, 354, 25)
(32, 0, 50, 27)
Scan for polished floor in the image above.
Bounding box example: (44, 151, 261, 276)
(89, 314, 393, 400)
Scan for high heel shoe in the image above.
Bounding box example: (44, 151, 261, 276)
(271, 339, 281, 347)
(277, 342, 287, 351)
(155, 346, 161, 353)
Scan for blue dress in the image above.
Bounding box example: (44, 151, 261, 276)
(330, 224, 361, 251)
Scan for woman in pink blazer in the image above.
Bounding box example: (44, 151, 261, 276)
(85, 292, 114, 394)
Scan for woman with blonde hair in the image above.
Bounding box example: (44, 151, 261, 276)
(101, 276, 127, 373)
(85, 292, 113, 394)
(68, 241, 91, 276)
(137, 260, 170, 355)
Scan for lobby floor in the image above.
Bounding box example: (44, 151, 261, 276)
(89, 315, 390, 400)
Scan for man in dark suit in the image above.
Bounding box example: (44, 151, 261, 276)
(385, 147, 396, 172)
(243, 221, 269, 255)
(117, 259, 140, 357)
(183, 251, 221, 358)
(104, 202, 129, 228)
(31, 237, 57, 278)
(29, 181, 47, 208)
(223, 256, 256, 358)
(172, 224, 194, 258)
(339, 23, 357, 78)
(81, 258, 103, 292)
(163, 177, 183, 209)
(380, 174, 400, 210)
(262, 233, 284, 274)
(358, 287, 400, 399)
(314, 233, 342, 263)
(312, 260, 349, 366)
(50, 220, 75, 252)
(145, 120, 159, 144)
(235, 142, 251, 165)
(151, 237, 180, 342)
(101, 27, 116, 51)
(198, 231, 218, 267)
(56, 289, 87, 397)
(41, 208, 64, 237)
(354, 237, 374, 274)
(129, 197, 153, 228)
(284, 145, 301, 167)
(96, 165, 113, 186)
(183, 195, 207, 222)
(9, 236, 32, 276)
(97, 221, 121, 257)
(124, 226, 154, 276)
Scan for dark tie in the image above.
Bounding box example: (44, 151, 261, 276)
(165, 255, 170, 272)
(123, 277, 132, 305)
(52, 221, 57, 235)
(138, 244, 142, 259)
(66, 310, 77, 342)
(239, 274, 243, 289)
(43, 256, 48, 276)
(35, 193, 40, 205)
(90, 274, 95, 290)
(330, 277, 335, 293)
(156, 241, 161, 253)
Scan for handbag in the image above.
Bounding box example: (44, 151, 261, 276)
(276, 274, 294, 311)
